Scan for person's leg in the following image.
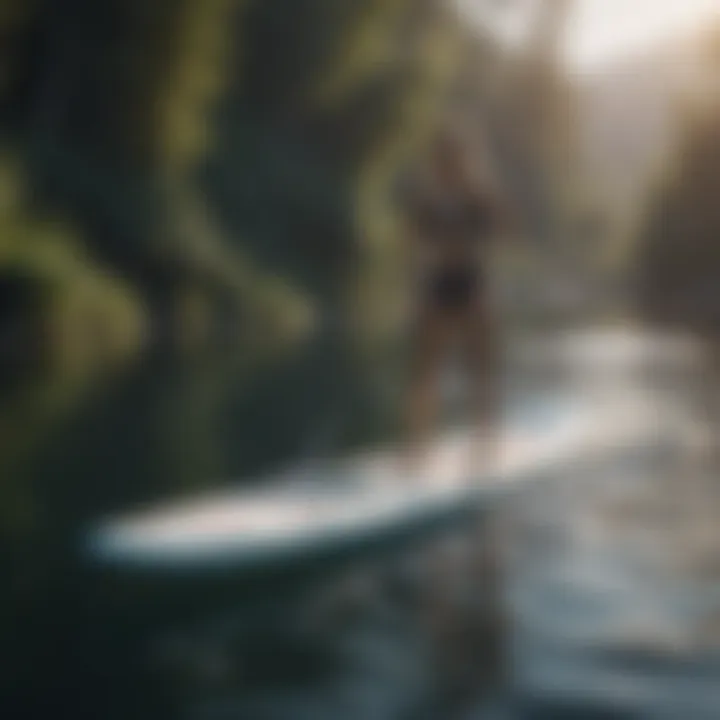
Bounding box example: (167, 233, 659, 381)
(403, 307, 455, 470)
(464, 298, 500, 474)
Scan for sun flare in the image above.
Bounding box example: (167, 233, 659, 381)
(567, 0, 720, 73)
(457, 0, 720, 73)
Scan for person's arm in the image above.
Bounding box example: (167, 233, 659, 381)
(395, 175, 434, 285)
(402, 211, 434, 292)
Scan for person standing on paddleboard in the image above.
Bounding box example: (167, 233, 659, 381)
(400, 125, 508, 474)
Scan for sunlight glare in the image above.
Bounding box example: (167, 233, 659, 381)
(567, 0, 720, 73)
(457, 0, 720, 73)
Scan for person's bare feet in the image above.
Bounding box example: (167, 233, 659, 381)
(398, 442, 429, 480)
(399, 433, 448, 488)
(466, 426, 499, 480)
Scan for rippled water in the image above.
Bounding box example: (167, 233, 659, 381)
(7, 327, 720, 719)
(497, 330, 720, 719)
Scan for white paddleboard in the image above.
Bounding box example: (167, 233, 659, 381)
(87, 390, 656, 572)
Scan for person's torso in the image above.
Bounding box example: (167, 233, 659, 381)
(413, 184, 493, 272)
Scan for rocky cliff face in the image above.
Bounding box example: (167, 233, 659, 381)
(575, 27, 716, 227)
(633, 26, 720, 338)
(0, 0, 466, 358)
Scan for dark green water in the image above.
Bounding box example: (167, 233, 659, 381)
(1, 329, 412, 719)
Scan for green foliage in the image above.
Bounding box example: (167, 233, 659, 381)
(0, 153, 146, 375)
(0, 0, 469, 375)
(195, 0, 467, 357)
